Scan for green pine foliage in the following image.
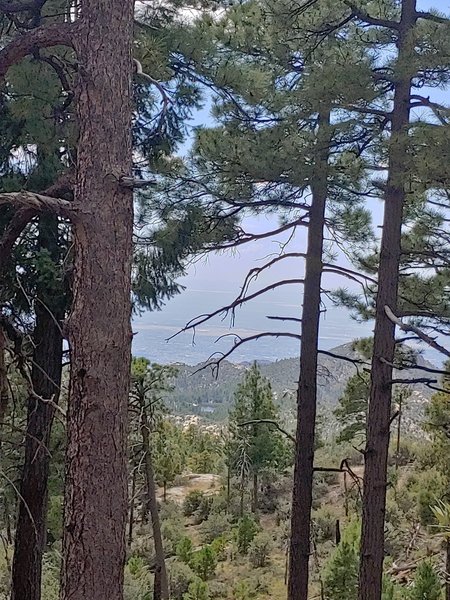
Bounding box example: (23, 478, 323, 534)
(408, 562, 443, 600)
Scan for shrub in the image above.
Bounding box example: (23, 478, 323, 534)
(168, 560, 197, 600)
(201, 513, 230, 543)
(408, 561, 442, 600)
(190, 546, 217, 581)
(123, 556, 153, 600)
(312, 506, 337, 543)
(183, 579, 210, 600)
(248, 532, 273, 568)
(176, 536, 194, 564)
(210, 535, 228, 562)
(235, 515, 260, 555)
(183, 491, 206, 517)
(161, 517, 185, 554)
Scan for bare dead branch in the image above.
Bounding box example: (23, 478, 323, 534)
(239, 419, 296, 444)
(195, 332, 302, 376)
(168, 279, 305, 341)
(385, 305, 450, 359)
(415, 11, 449, 24)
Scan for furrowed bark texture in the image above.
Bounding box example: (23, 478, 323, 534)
(358, 2, 415, 598)
(288, 110, 330, 600)
(60, 1, 134, 598)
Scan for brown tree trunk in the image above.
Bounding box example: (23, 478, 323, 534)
(0, 327, 8, 423)
(288, 110, 330, 600)
(128, 467, 137, 548)
(60, 1, 134, 598)
(140, 410, 169, 600)
(358, 3, 415, 599)
(252, 472, 258, 514)
(11, 216, 64, 600)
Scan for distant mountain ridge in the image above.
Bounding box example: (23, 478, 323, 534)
(167, 343, 436, 430)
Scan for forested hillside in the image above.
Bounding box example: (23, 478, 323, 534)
(169, 343, 436, 429)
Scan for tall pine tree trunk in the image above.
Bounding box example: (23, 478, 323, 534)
(0, 327, 8, 423)
(60, 1, 134, 598)
(11, 216, 64, 600)
(288, 109, 330, 600)
(358, 2, 415, 598)
(140, 409, 169, 600)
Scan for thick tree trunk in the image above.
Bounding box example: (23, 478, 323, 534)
(358, 3, 415, 599)
(140, 411, 169, 600)
(11, 216, 64, 600)
(60, 2, 134, 599)
(288, 110, 330, 600)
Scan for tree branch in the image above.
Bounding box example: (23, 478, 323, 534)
(0, 191, 76, 218)
(385, 305, 450, 359)
(343, 0, 400, 29)
(415, 11, 449, 24)
(0, 21, 76, 79)
(239, 419, 296, 444)
(0, 0, 46, 14)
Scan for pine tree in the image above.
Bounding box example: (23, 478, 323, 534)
(229, 363, 288, 513)
(324, 540, 359, 600)
(409, 562, 443, 600)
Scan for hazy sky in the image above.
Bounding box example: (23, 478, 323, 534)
(132, 0, 450, 366)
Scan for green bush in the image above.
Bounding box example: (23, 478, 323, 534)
(409, 561, 442, 600)
(210, 535, 228, 562)
(168, 560, 197, 600)
(123, 556, 153, 600)
(183, 579, 210, 600)
(176, 536, 194, 564)
(183, 491, 206, 517)
(235, 515, 260, 555)
(312, 506, 338, 543)
(190, 546, 217, 581)
(201, 513, 230, 543)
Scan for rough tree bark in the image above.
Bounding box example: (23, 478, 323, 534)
(358, 2, 415, 599)
(0, 327, 8, 423)
(288, 109, 331, 600)
(11, 216, 64, 600)
(140, 408, 169, 600)
(60, 1, 135, 598)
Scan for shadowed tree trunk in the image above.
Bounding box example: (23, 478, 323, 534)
(252, 472, 258, 514)
(288, 109, 330, 600)
(60, 1, 135, 598)
(11, 215, 64, 600)
(358, 3, 415, 599)
(128, 467, 137, 548)
(140, 407, 169, 600)
(0, 327, 8, 423)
